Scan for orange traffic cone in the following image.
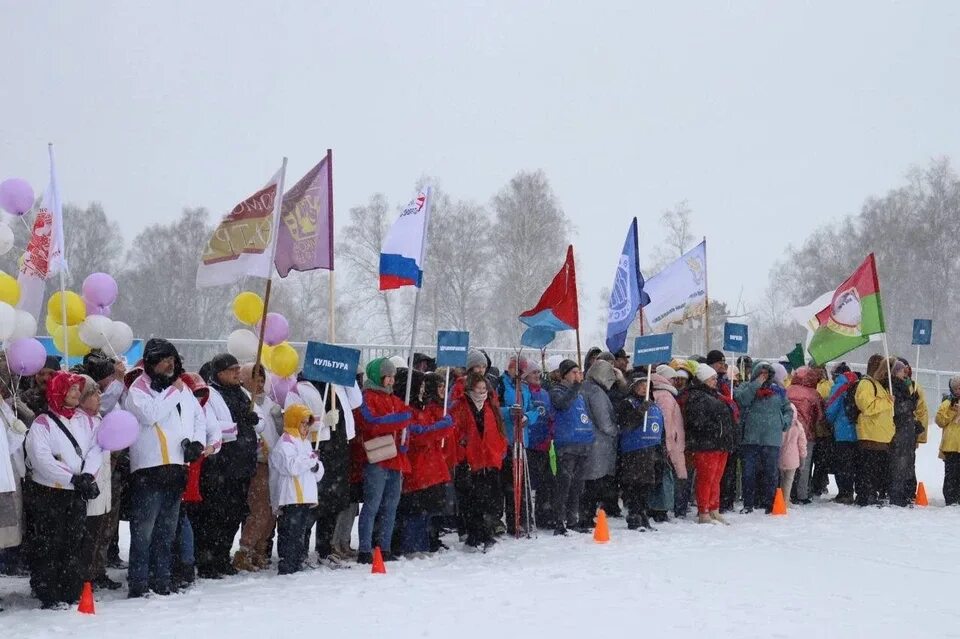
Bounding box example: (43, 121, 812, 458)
(771, 488, 788, 516)
(78, 581, 95, 614)
(916, 482, 929, 507)
(593, 508, 610, 543)
(371, 546, 386, 574)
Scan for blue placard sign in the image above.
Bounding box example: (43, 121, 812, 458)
(633, 333, 673, 367)
(302, 341, 361, 387)
(723, 322, 749, 353)
(436, 330, 469, 367)
(912, 319, 932, 346)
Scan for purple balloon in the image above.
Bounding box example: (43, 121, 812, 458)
(5, 338, 47, 376)
(259, 312, 290, 347)
(82, 272, 119, 307)
(268, 373, 297, 405)
(0, 179, 35, 216)
(84, 299, 112, 317)
(96, 409, 139, 452)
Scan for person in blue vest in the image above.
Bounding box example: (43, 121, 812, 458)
(548, 360, 595, 536)
(497, 357, 540, 535)
(616, 375, 664, 531)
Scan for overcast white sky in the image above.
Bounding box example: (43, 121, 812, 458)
(2, 1, 959, 338)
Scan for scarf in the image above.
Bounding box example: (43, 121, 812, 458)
(46, 371, 84, 419)
(468, 388, 488, 411)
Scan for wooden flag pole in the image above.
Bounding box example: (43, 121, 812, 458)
(702, 236, 710, 353)
(327, 148, 337, 412)
(253, 157, 288, 405)
(404, 187, 433, 406)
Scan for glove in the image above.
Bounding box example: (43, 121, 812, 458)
(323, 409, 340, 428)
(915, 422, 925, 436)
(311, 463, 320, 474)
(243, 411, 261, 428)
(71, 473, 100, 500)
(182, 439, 205, 464)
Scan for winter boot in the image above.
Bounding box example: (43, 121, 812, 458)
(232, 548, 259, 572)
(697, 513, 715, 525)
(709, 511, 730, 526)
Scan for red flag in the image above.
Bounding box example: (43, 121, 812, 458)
(519, 245, 579, 331)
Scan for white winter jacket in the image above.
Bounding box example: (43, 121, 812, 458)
(124, 374, 206, 473)
(25, 410, 104, 491)
(269, 432, 323, 512)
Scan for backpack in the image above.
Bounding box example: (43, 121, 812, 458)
(844, 375, 873, 425)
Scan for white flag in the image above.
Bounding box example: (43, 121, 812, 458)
(17, 145, 67, 319)
(642, 241, 707, 333)
(196, 164, 286, 288)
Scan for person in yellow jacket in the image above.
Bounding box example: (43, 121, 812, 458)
(854, 359, 894, 506)
(935, 377, 960, 506)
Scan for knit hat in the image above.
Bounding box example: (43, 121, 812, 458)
(210, 353, 241, 377)
(557, 359, 580, 379)
(283, 403, 314, 438)
(706, 350, 725, 366)
(596, 351, 615, 364)
(82, 350, 115, 382)
(695, 363, 717, 383)
(365, 358, 397, 387)
(614, 348, 629, 361)
(892, 359, 909, 379)
(950, 376, 960, 397)
(545, 355, 565, 374)
(522, 357, 542, 378)
(78, 374, 98, 400)
(42, 355, 62, 372)
(771, 363, 789, 385)
(655, 364, 679, 380)
(674, 369, 690, 379)
(466, 348, 487, 371)
(389, 355, 408, 370)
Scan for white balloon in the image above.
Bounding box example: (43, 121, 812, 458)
(106, 321, 134, 356)
(0, 224, 13, 257)
(8, 310, 37, 341)
(227, 329, 259, 362)
(0, 302, 15, 341)
(78, 314, 113, 349)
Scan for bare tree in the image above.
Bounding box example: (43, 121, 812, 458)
(650, 200, 695, 272)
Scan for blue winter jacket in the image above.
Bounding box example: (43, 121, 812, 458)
(825, 373, 859, 443)
(526, 385, 553, 450)
(498, 374, 540, 449)
(548, 382, 595, 448)
(619, 400, 664, 453)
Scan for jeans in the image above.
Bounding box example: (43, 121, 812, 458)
(277, 504, 314, 574)
(795, 440, 816, 500)
(357, 463, 403, 554)
(128, 474, 183, 591)
(175, 508, 195, 567)
(740, 444, 781, 510)
(554, 447, 589, 527)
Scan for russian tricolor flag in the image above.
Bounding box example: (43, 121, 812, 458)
(379, 188, 432, 290)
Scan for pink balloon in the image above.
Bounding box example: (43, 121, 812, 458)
(0, 178, 35, 216)
(5, 338, 47, 376)
(268, 373, 296, 405)
(82, 272, 119, 307)
(96, 409, 139, 451)
(84, 299, 112, 317)
(259, 312, 290, 347)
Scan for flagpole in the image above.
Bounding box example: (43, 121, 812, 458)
(48, 143, 70, 368)
(405, 187, 433, 406)
(253, 158, 288, 382)
(327, 149, 337, 412)
(881, 333, 894, 396)
(702, 236, 709, 353)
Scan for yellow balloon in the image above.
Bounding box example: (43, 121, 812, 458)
(52, 324, 91, 358)
(269, 342, 299, 378)
(233, 291, 264, 326)
(47, 291, 86, 326)
(260, 344, 274, 369)
(0, 272, 20, 306)
(45, 313, 60, 335)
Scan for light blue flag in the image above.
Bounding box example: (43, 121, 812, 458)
(605, 218, 650, 352)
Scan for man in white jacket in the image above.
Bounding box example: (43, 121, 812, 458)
(123, 339, 206, 598)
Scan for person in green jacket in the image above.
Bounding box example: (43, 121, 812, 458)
(735, 362, 793, 513)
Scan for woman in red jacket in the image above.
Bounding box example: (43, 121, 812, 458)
(355, 358, 412, 564)
(395, 370, 454, 557)
(450, 371, 507, 551)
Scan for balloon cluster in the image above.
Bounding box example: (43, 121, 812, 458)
(227, 291, 299, 378)
(43, 273, 132, 358)
(0, 178, 32, 260)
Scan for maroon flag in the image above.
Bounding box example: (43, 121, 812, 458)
(275, 150, 334, 277)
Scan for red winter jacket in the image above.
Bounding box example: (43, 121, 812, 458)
(403, 405, 455, 493)
(451, 398, 507, 472)
(356, 388, 413, 474)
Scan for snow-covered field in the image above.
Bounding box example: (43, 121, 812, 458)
(2, 431, 956, 639)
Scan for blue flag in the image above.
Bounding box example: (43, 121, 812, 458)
(912, 319, 932, 346)
(605, 218, 650, 352)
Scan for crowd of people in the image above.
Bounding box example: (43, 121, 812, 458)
(0, 338, 956, 610)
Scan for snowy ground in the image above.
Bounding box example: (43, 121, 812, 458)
(2, 431, 956, 639)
